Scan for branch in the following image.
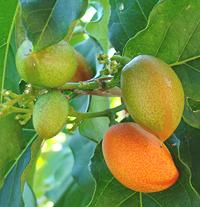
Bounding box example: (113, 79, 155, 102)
(73, 87, 122, 97)
(59, 75, 121, 96)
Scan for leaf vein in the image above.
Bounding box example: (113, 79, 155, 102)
(156, 6, 186, 56)
(35, 1, 59, 49)
(144, 194, 163, 207)
(117, 192, 137, 207)
(136, 0, 147, 22)
(94, 177, 114, 207)
(178, 17, 200, 61)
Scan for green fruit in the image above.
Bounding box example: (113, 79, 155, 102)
(0, 114, 23, 186)
(33, 91, 69, 139)
(16, 40, 77, 88)
(121, 55, 184, 141)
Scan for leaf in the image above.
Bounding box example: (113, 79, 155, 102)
(124, 0, 200, 65)
(86, 0, 110, 52)
(109, 0, 158, 52)
(0, 1, 19, 101)
(175, 120, 200, 193)
(79, 96, 110, 142)
(88, 140, 200, 207)
(0, 137, 34, 207)
(187, 98, 200, 111)
(54, 131, 96, 207)
(22, 137, 43, 186)
(33, 131, 95, 207)
(70, 95, 90, 112)
(173, 59, 200, 128)
(68, 131, 96, 192)
(33, 136, 74, 202)
(183, 100, 200, 129)
(23, 183, 37, 207)
(20, 0, 88, 51)
(0, 114, 25, 186)
(174, 59, 200, 100)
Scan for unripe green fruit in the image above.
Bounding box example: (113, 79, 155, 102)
(16, 40, 77, 88)
(0, 114, 23, 186)
(33, 91, 69, 139)
(121, 55, 184, 141)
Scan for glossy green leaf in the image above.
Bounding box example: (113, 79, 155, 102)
(187, 98, 200, 111)
(109, 0, 158, 52)
(0, 1, 19, 101)
(174, 59, 200, 128)
(19, 0, 88, 51)
(175, 121, 200, 193)
(174, 59, 200, 100)
(124, 0, 200, 65)
(86, 0, 110, 52)
(79, 96, 110, 142)
(0, 138, 34, 207)
(70, 95, 90, 113)
(183, 100, 200, 129)
(88, 139, 200, 207)
(0, 114, 24, 186)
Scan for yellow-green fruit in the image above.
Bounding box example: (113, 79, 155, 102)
(121, 55, 184, 141)
(16, 40, 77, 88)
(33, 91, 69, 139)
(0, 114, 23, 186)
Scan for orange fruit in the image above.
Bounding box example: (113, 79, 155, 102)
(102, 122, 179, 192)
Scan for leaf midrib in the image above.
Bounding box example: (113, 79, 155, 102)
(34, 0, 59, 50)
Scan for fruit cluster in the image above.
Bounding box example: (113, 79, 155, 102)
(102, 55, 184, 193)
(15, 40, 93, 139)
(15, 39, 185, 193)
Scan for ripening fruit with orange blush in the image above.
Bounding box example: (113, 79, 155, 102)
(121, 55, 184, 141)
(102, 123, 179, 193)
(16, 40, 77, 88)
(70, 51, 93, 82)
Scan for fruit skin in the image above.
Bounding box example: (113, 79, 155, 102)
(102, 122, 179, 193)
(0, 114, 23, 186)
(16, 40, 77, 88)
(121, 55, 184, 141)
(33, 91, 69, 139)
(70, 51, 93, 82)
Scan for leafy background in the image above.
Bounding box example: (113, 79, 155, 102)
(0, 0, 199, 206)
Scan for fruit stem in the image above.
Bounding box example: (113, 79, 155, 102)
(69, 104, 125, 120)
(111, 55, 130, 66)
